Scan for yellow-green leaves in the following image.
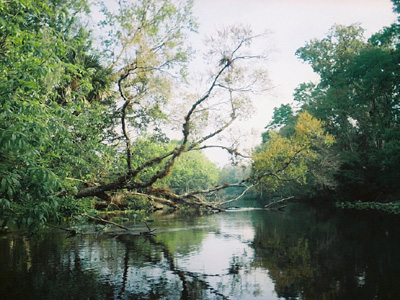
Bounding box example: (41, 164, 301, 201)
(294, 111, 335, 146)
(252, 111, 335, 191)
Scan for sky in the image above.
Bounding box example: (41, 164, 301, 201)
(189, 0, 397, 165)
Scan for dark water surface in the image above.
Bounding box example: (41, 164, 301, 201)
(1, 203, 400, 300)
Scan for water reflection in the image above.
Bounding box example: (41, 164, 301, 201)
(251, 204, 400, 300)
(1, 204, 400, 299)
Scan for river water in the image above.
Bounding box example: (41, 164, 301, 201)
(1, 203, 400, 300)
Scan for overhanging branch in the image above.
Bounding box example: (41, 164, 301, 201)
(191, 145, 251, 158)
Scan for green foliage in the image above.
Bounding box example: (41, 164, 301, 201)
(336, 201, 400, 214)
(252, 111, 336, 196)
(0, 0, 216, 232)
(0, 0, 121, 231)
(391, 0, 400, 17)
(158, 148, 219, 194)
(129, 137, 172, 181)
(0, 0, 216, 236)
(97, 0, 197, 134)
(263, 104, 295, 141)
(155, 224, 207, 255)
(217, 164, 252, 199)
(115, 137, 220, 194)
(294, 21, 400, 201)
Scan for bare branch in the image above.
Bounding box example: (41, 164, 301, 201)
(255, 147, 305, 181)
(75, 25, 270, 206)
(182, 62, 232, 144)
(118, 67, 137, 172)
(139, 186, 223, 211)
(131, 59, 236, 189)
(218, 184, 255, 206)
(142, 220, 156, 235)
(182, 182, 247, 198)
(127, 191, 180, 209)
(264, 196, 294, 209)
(191, 145, 251, 158)
(187, 87, 237, 150)
(84, 213, 130, 231)
(188, 116, 236, 151)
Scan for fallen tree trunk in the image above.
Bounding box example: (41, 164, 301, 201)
(264, 196, 294, 210)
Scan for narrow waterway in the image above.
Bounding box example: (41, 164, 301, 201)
(1, 203, 400, 299)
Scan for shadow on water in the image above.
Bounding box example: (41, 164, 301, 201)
(251, 203, 400, 300)
(1, 203, 400, 299)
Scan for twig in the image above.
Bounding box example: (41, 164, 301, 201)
(219, 184, 255, 206)
(84, 213, 129, 231)
(141, 220, 156, 236)
(264, 196, 294, 209)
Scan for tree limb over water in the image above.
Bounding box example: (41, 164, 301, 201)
(0, 0, 336, 232)
(72, 19, 272, 211)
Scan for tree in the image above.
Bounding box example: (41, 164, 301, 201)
(294, 22, 400, 201)
(0, 0, 121, 230)
(0, 0, 272, 230)
(158, 145, 219, 194)
(251, 111, 336, 199)
(262, 104, 296, 142)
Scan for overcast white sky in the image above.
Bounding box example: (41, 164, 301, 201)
(189, 0, 396, 164)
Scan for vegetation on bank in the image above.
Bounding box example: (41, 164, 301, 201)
(1, 0, 400, 233)
(336, 201, 400, 214)
(256, 2, 400, 205)
(0, 0, 271, 232)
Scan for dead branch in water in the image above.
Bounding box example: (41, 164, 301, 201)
(84, 213, 130, 231)
(264, 196, 294, 210)
(141, 220, 156, 236)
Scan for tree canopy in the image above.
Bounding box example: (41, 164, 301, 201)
(0, 0, 274, 231)
(258, 2, 400, 202)
(2, 0, 399, 231)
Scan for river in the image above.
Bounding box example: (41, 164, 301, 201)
(1, 202, 400, 299)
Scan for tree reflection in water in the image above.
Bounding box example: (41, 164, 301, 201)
(1, 204, 400, 299)
(116, 234, 230, 299)
(251, 203, 400, 300)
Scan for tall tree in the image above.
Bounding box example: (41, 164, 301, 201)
(294, 22, 400, 200)
(0, 0, 122, 229)
(0, 0, 272, 230)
